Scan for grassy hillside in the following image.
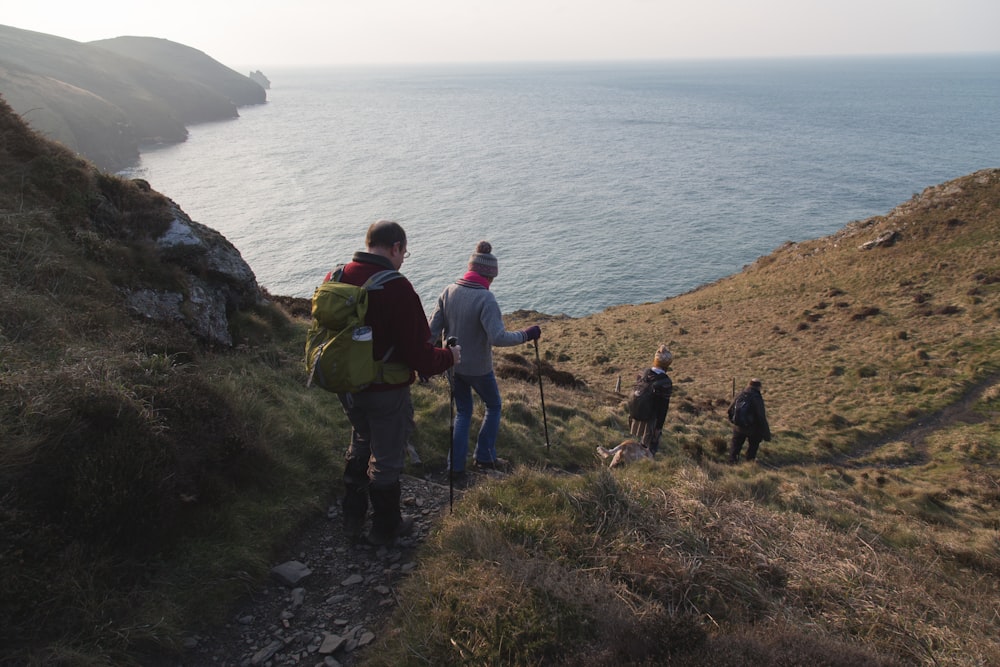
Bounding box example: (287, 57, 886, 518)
(509, 171, 1000, 463)
(0, 24, 262, 171)
(90, 36, 266, 107)
(1, 86, 998, 666)
(394, 172, 1000, 666)
(0, 96, 341, 665)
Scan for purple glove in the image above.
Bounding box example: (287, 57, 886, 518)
(521, 325, 541, 342)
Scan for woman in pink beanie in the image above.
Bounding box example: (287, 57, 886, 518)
(429, 241, 541, 481)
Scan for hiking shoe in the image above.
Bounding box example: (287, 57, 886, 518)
(366, 516, 414, 547)
(450, 471, 469, 489)
(343, 515, 365, 541)
(474, 458, 511, 472)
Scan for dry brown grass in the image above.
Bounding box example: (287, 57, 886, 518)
(368, 170, 1000, 667)
(371, 458, 998, 665)
(509, 170, 1000, 463)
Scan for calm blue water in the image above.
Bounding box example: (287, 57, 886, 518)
(123, 55, 1000, 316)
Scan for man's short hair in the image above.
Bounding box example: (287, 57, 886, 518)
(366, 219, 407, 250)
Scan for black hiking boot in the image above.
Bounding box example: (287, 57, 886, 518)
(343, 507, 366, 541)
(449, 470, 469, 489)
(366, 481, 414, 546)
(342, 459, 370, 541)
(366, 516, 414, 547)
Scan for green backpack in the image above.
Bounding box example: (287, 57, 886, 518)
(305, 267, 410, 393)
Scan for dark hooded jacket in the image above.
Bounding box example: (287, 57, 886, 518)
(728, 385, 771, 441)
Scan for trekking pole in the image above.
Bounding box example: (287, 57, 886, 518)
(446, 336, 458, 512)
(533, 339, 550, 450)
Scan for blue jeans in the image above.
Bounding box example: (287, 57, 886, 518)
(450, 371, 502, 472)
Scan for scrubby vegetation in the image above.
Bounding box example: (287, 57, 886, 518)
(1, 92, 998, 666)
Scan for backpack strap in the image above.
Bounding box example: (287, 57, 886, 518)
(363, 269, 403, 290)
(360, 269, 404, 381)
(324, 264, 346, 283)
(324, 266, 401, 288)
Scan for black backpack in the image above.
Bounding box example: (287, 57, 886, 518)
(627, 371, 666, 421)
(729, 391, 755, 428)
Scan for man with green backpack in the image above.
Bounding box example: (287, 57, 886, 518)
(313, 220, 460, 546)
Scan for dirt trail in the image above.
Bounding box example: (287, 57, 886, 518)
(836, 371, 1000, 468)
(172, 469, 492, 666)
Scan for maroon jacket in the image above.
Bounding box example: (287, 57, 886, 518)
(337, 251, 453, 390)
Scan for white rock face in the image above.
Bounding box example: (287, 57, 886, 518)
(124, 199, 261, 346)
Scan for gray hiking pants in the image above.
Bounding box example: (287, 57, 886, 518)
(339, 386, 414, 486)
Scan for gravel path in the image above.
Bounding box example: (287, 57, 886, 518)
(175, 473, 454, 667)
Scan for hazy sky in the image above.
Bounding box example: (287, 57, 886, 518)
(4, 0, 998, 69)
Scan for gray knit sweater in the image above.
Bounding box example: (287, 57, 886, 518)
(428, 278, 526, 376)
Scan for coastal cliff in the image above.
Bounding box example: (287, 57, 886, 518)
(0, 95, 262, 345)
(91, 35, 267, 107)
(0, 24, 266, 171)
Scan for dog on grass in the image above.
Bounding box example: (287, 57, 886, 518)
(596, 439, 653, 468)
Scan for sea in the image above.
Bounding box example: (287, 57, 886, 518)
(121, 54, 1000, 317)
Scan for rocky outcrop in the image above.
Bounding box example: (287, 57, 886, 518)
(121, 185, 262, 346)
(0, 92, 261, 347)
(249, 70, 271, 90)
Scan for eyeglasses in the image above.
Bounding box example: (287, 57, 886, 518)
(403, 250, 411, 259)
(395, 242, 410, 259)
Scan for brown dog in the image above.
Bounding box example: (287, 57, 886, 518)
(596, 439, 653, 468)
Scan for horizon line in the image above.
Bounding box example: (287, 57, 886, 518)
(229, 50, 1000, 71)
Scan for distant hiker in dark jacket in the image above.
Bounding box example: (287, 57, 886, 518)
(727, 378, 771, 463)
(628, 345, 674, 454)
(337, 220, 460, 545)
(429, 241, 541, 479)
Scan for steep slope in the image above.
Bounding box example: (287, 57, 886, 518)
(0, 87, 318, 666)
(90, 36, 266, 106)
(376, 171, 1000, 667)
(0, 62, 139, 169)
(0, 24, 259, 170)
(509, 169, 1000, 462)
